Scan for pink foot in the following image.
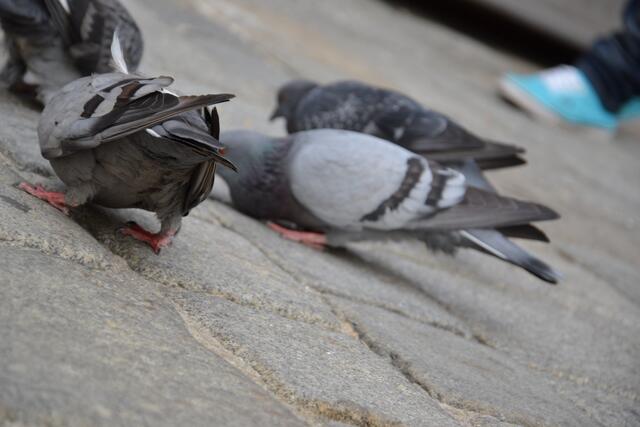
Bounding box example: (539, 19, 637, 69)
(119, 222, 176, 254)
(19, 182, 69, 215)
(267, 221, 327, 250)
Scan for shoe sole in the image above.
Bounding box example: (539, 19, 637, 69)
(498, 78, 565, 124)
(498, 78, 614, 139)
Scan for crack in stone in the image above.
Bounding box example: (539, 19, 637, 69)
(158, 274, 341, 333)
(205, 206, 487, 346)
(335, 311, 539, 427)
(101, 231, 342, 333)
(0, 237, 116, 271)
(341, 248, 496, 346)
(175, 304, 398, 427)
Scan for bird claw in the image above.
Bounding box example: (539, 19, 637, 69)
(267, 221, 327, 250)
(18, 182, 70, 215)
(119, 222, 175, 254)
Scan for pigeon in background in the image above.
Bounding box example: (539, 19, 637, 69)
(0, 0, 143, 104)
(270, 79, 525, 170)
(215, 129, 561, 284)
(19, 37, 235, 253)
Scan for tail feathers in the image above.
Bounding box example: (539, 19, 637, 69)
(497, 224, 550, 242)
(460, 229, 560, 284)
(475, 155, 526, 170)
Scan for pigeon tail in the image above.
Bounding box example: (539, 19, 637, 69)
(460, 229, 560, 284)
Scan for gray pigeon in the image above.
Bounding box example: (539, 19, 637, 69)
(19, 67, 235, 253)
(271, 79, 524, 169)
(215, 129, 561, 283)
(271, 79, 558, 281)
(0, 0, 143, 104)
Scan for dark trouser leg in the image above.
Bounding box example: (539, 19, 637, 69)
(577, 0, 640, 113)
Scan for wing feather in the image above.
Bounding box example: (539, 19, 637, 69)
(408, 187, 559, 230)
(43, 73, 234, 159)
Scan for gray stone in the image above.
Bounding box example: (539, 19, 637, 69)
(0, 153, 120, 271)
(329, 296, 596, 426)
(175, 294, 460, 426)
(0, 92, 52, 177)
(85, 202, 342, 332)
(208, 201, 475, 339)
(0, 246, 306, 427)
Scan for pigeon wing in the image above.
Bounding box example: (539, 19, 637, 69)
(294, 81, 377, 132)
(287, 130, 465, 231)
(408, 187, 559, 230)
(385, 110, 526, 168)
(43, 74, 233, 158)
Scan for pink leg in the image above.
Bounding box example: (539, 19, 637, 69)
(267, 221, 327, 250)
(19, 182, 70, 215)
(119, 222, 176, 254)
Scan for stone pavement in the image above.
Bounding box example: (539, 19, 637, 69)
(1, 0, 639, 426)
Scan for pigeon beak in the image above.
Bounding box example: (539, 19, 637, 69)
(269, 105, 284, 121)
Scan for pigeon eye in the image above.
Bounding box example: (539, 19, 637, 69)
(54, 121, 59, 126)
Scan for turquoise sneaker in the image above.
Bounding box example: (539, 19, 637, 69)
(499, 66, 621, 130)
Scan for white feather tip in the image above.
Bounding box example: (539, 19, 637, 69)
(110, 28, 129, 74)
(57, 0, 71, 13)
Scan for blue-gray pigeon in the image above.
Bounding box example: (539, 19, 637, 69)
(215, 129, 561, 283)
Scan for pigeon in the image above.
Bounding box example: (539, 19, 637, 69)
(0, 0, 143, 104)
(270, 79, 525, 170)
(19, 38, 235, 253)
(215, 129, 561, 283)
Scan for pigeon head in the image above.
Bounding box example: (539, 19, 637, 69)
(217, 130, 271, 180)
(270, 80, 318, 121)
(215, 130, 285, 211)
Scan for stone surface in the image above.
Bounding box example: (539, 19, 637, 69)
(329, 296, 596, 426)
(176, 295, 459, 426)
(0, 246, 305, 427)
(1, 0, 639, 426)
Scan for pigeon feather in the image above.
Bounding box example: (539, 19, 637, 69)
(109, 27, 128, 74)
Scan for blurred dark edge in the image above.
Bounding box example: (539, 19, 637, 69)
(383, 0, 584, 66)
